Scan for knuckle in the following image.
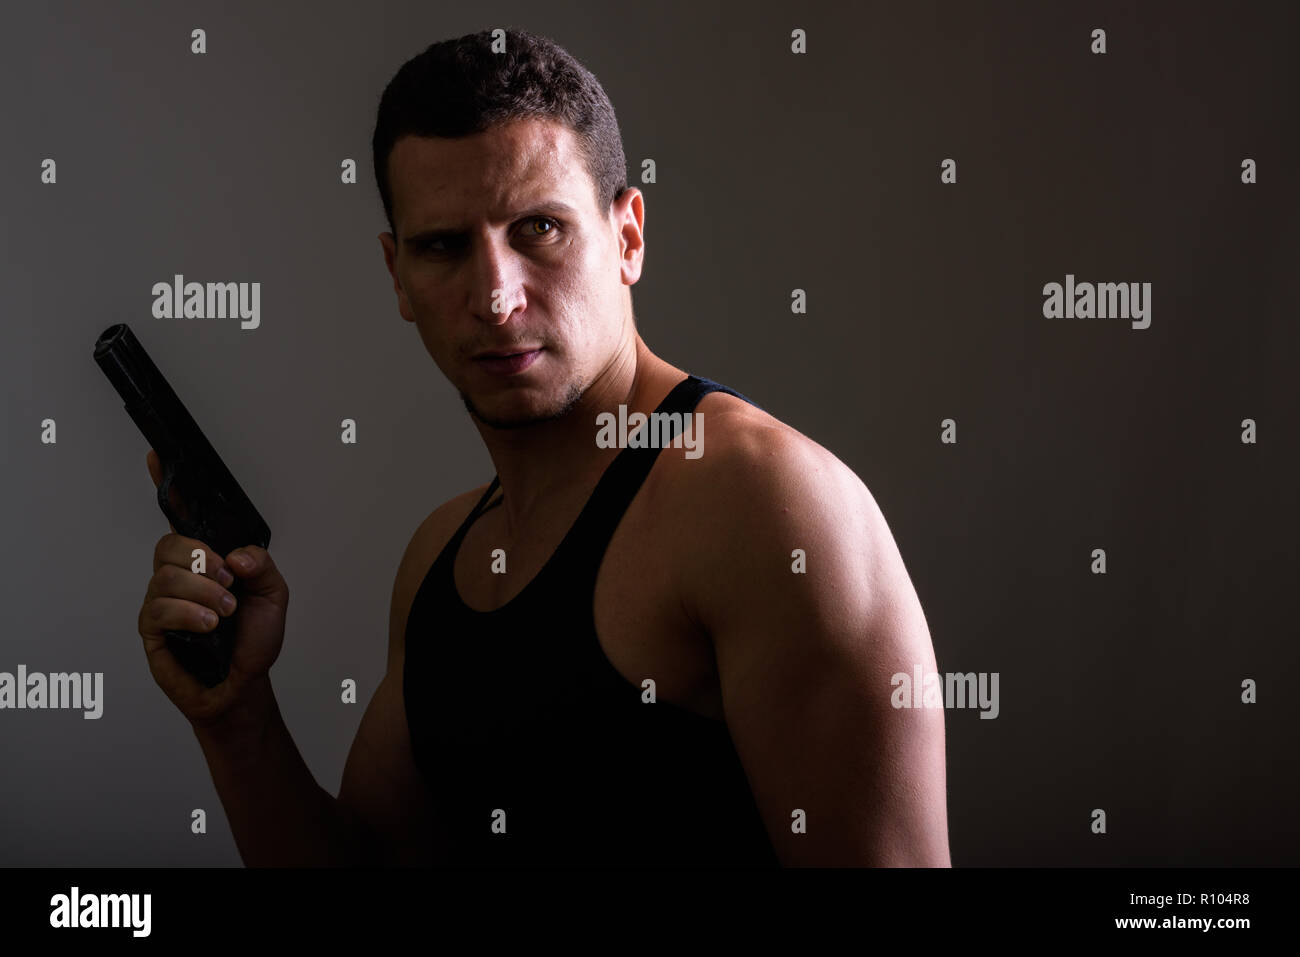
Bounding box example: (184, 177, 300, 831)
(214, 585, 234, 615)
(143, 598, 165, 626)
(156, 564, 182, 591)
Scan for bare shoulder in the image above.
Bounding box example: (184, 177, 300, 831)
(670, 389, 885, 538)
(663, 389, 911, 626)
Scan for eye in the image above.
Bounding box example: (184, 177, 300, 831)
(415, 237, 450, 254)
(526, 216, 558, 237)
(413, 217, 559, 255)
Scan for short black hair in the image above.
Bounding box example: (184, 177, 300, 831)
(372, 27, 629, 237)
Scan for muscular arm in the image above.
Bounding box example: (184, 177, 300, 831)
(335, 491, 483, 865)
(676, 427, 951, 867)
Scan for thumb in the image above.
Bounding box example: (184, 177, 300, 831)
(225, 546, 287, 601)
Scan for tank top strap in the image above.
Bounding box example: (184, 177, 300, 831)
(473, 474, 501, 514)
(441, 474, 501, 556)
(457, 374, 762, 587)
(556, 373, 762, 581)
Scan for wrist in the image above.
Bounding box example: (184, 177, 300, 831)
(190, 673, 276, 745)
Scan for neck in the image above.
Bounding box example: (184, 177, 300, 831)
(470, 332, 683, 537)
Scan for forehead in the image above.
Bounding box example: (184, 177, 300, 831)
(388, 118, 593, 234)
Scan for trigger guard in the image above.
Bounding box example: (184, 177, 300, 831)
(157, 457, 210, 540)
(157, 463, 181, 529)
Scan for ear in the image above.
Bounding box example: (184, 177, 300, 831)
(379, 232, 416, 324)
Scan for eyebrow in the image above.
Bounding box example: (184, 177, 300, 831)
(403, 201, 579, 247)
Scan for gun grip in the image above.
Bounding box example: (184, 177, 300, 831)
(157, 456, 235, 687)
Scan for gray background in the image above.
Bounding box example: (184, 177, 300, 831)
(3, 0, 1297, 866)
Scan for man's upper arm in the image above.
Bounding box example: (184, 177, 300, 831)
(335, 497, 470, 866)
(677, 429, 950, 867)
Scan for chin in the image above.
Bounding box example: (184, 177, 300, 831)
(461, 377, 585, 430)
(461, 391, 544, 430)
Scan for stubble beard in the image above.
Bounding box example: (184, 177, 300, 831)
(460, 376, 586, 430)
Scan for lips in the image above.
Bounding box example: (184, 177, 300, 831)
(474, 348, 543, 375)
(474, 346, 543, 359)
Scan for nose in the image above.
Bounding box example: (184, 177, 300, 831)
(472, 234, 526, 325)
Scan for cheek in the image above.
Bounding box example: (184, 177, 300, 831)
(403, 268, 439, 305)
(412, 315, 454, 364)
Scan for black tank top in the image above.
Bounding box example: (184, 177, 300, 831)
(402, 374, 780, 867)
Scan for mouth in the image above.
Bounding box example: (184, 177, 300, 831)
(473, 348, 544, 375)
(475, 349, 539, 358)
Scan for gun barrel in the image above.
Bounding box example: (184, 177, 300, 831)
(93, 323, 271, 552)
(94, 324, 155, 406)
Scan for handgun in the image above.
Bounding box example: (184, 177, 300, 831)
(94, 323, 272, 687)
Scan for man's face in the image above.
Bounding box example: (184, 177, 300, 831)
(379, 118, 640, 429)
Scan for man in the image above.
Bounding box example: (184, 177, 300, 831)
(139, 28, 949, 867)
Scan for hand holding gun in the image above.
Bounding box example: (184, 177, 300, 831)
(94, 324, 287, 726)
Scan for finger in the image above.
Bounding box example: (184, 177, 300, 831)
(137, 596, 223, 701)
(144, 564, 237, 622)
(138, 593, 223, 643)
(153, 535, 236, 587)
